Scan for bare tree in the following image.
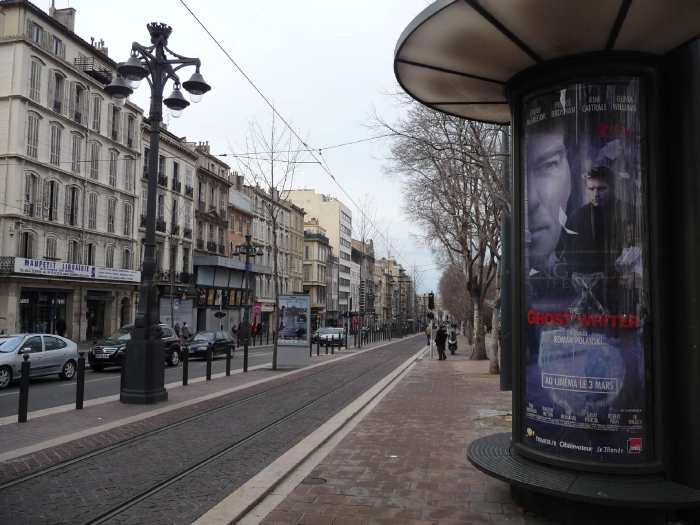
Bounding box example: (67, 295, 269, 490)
(381, 99, 508, 361)
(235, 110, 303, 370)
(438, 264, 471, 326)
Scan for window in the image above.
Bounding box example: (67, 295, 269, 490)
(169, 242, 178, 271)
(126, 115, 135, 148)
(64, 186, 79, 226)
(49, 123, 62, 166)
(182, 247, 190, 273)
(123, 203, 133, 236)
(50, 35, 65, 58)
(106, 245, 115, 268)
(19, 231, 35, 258)
(184, 202, 192, 229)
(42, 179, 59, 221)
(305, 246, 310, 259)
(26, 20, 45, 45)
(109, 150, 118, 187)
(88, 193, 97, 229)
(89, 141, 100, 179)
(24, 172, 39, 216)
(209, 184, 215, 208)
(158, 155, 165, 176)
(48, 71, 65, 114)
(108, 104, 121, 141)
(29, 59, 42, 102)
(157, 193, 164, 220)
(123, 157, 134, 191)
(173, 161, 180, 186)
(122, 248, 132, 270)
(71, 133, 82, 174)
(22, 336, 42, 354)
(44, 336, 67, 350)
(186, 168, 193, 190)
(91, 96, 101, 132)
(67, 240, 80, 264)
(144, 147, 150, 176)
(26, 112, 39, 158)
(45, 237, 57, 260)
(84, 243, 96, 266)
(171, 198, 178, 229)
(70, 83, 87, 124)
(107, 198, 116, 233)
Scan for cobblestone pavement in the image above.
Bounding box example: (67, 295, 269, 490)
(0, 336, 424, 525)
(260, 353, 557, 525)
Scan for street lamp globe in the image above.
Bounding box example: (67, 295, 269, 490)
(163, 85, 189, 118)
(105, 74, 133, 102)
(182, 69, 211, 104)
(118, 54, 149, 86)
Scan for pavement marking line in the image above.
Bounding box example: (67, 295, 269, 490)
(0, 337, 419, 460)
(193, 345, 429, 525)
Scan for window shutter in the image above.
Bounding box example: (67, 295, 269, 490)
(64, 188, 71, 224)
(42, 179, 50, 219)
(107, 104, 113, 137)
(68, 82, 76, 119)
(47, 72, 55, 109)
(80, 91, 88, 125)
(63, 79, 70, 116)
(40, 28, 48, 50)
(52, 182, 59, 220)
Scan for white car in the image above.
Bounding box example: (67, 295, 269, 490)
(0, 334, 79, 389)
(317, 327, 345, 347)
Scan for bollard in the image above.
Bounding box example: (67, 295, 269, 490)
(309, 335, 313, 357)
(266, 330, 269, 345)
(243, 339, 249, 373)
(76, 352, 85, 410)
(331, 337, 335, 355)
(206, 347, 213, 380)
(316, 340, 320, 356)
(344, 328, 348, 350)
(325, 340, 329, 355)
(226, 345, 232, 377)
(18, 354, 30, 423)
(182, 346, 189, 386)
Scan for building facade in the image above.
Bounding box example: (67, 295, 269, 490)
(288, 189, 352, 322)
(351, 239, 375, 321)
(303, 218, 329, 330)
(0, 2, 143, 340)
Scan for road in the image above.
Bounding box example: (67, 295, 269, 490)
(0, 345, 276, 417)
(0, 336, 424, 525)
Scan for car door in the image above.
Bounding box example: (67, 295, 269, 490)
(43, 336, 68, 374)
(215, 332, 227, 355)
(19, 336, 45, 377)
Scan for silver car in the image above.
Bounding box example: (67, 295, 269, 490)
(0, 334, 79, 389)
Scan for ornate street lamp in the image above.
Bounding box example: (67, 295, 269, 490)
(108, 23, 211, 404)
(232, 234, 264, 373)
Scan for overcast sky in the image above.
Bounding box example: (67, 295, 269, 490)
(62, 0, 440, 293)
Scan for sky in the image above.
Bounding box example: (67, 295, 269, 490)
(60, 0, 440, 293)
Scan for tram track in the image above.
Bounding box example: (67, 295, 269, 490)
(0, 336, 423, 525)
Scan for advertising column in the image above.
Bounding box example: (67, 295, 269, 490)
(520, 78, 651, 465)
(277, 294, 311, 368)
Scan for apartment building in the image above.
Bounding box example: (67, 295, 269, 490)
(0, 2, 143, 340)
(351, 238, 375, 320)
(303, 218, 329, 329)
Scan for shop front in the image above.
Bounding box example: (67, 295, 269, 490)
(19, 288, 69, 335)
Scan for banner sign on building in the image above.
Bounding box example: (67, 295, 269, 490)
(521, 78, 650, 464)
(277, 295, 310, 347)
(14, 258, 141, 283)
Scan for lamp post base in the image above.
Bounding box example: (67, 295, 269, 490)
(120, 337, 168, 404)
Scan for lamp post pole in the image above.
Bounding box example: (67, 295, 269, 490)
(107, 23, 210, 404)
(234, 234, 262, 373)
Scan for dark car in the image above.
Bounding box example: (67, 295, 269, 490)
(88, 324, 182, 371)
(185, 330, 235, 359)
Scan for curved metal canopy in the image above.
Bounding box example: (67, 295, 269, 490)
(395, 0, 700, 124)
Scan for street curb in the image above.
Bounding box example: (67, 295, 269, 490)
(193, 344, 429, 525)
(0, 336, 419, 462)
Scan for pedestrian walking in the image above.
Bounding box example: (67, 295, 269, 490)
(435, 324, 448, 361)
(424, 324, 432, 346)
(174, 322, 181, 338)
(181, 321, 191, 341)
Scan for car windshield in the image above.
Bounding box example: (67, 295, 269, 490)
(108, 327, 132, 341)
(193, 332, 215, 342)
(0, 336, 23, 353)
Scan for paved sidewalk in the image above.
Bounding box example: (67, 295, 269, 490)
(259, 354, 555, 525)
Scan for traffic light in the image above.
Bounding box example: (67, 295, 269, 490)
(428, 292, 435, 310)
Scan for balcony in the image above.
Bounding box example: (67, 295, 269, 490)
(74, 57, 112, 84)
(183, 227, 192, 239)
(156, 219, 166, 233)
(172, 179, 181, 193)
(196, 239, 204, 250)
(185, 186, 194, 198)
(206, 241, 217, 253)
(157, 174, 167, 187)
(170, 224, 180, 236)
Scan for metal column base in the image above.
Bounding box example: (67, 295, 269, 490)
(468, 433, 700, 524)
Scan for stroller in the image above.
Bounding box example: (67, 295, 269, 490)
(447, 328, 458, 355)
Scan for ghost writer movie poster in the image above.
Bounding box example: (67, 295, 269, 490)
(521, 78, 651, 464)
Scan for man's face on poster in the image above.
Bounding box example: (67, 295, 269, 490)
(585, 177, 610, 208)
(526, 128, 571, 268)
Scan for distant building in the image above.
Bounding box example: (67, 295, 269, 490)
(303, 218, 329, 329)
(351, 239, 375, 320)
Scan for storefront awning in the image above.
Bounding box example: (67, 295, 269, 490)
(394, 0, 700, 124)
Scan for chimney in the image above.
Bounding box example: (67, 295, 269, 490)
(49, 2, 76, 32)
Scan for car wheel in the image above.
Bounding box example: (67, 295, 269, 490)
(0, 366, 11, 389)
(91, 363, 104, 372)
(167, 348, 180, 367)
(60, 360, 76, 380)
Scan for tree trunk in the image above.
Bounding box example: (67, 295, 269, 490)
(272, 218, 279, 370)
(470, 299, 487, 360)
(489, 303, 500, 374)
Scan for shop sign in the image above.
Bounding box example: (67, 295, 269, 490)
(521, 77, 650, 464)
(14, 258, 141, 283)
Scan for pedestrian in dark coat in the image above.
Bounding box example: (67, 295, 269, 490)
(435, 324, 448, 360)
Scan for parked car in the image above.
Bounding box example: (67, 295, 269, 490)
(317, 327, 345, 347)
(0, 334, 79, 390)
(88, 324, 181, 371)
(185, 331, 235, 358)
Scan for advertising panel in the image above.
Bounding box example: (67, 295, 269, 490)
(14, 257, 141, 282)
(277, 295, 310, 347)
(521, 78, 650, 464)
